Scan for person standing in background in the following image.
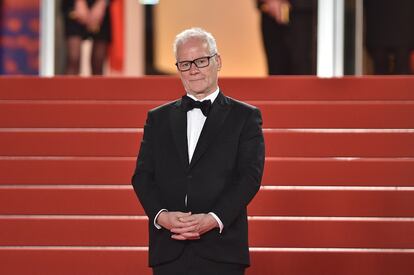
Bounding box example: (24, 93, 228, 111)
(364, 0, 414, 75)
(61, 0, 111, 75)
(257, 0, 316, 75)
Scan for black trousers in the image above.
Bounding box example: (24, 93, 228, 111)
(368, 47, 412, 75)
(152, 245, 246, 275)
(261, 10, 315, 75)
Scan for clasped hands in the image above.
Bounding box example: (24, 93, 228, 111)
(261, 0, 291, 25)
(157, 211, 219, 240)
(70, 0, 107, 33)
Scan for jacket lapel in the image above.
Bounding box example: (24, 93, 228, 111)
(169, 99, 189, 169)
(189, 92, 232, 169)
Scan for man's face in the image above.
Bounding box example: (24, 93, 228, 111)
(176, 38, 221, 98)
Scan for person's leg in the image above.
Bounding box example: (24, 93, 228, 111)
(152, 247, 189, 275)
(288, 10, 314, 75)
(152, 245, 245, 275)
(65, 36, 82, 75)
(370, 47, 389, 75)
(90, 39, 108, 75)
(188, 252, 245, 275)
(261, 13, 289, 75)
(393, 47, 411, 74)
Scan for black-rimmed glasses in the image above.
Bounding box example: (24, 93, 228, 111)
(175, 54, 217, 72)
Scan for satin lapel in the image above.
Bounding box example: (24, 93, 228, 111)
(189, 92, 232, 169)
(169, 99, 189, 169)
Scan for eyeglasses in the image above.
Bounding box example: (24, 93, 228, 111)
(175, 54, 217, 72)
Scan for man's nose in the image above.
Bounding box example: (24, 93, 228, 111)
(189, 62, 200, 74)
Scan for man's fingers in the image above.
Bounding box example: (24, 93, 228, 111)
(179, 213, 204, 223)
(171, 234, 186, 240)
(170, 225, 198, 234)
(172, 234, 199, 241)
(176, 212, 192, 218)
(171, 232, 200, 240)
(180, 232, 200, 239)
(178, 216, 196, 223)
(170, 219, 198, 229)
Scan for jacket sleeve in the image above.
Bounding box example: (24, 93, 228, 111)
(211, 107, 265, 229)
(131, 111, 163, 222)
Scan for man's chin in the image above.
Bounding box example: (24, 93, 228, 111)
(188, 86, 208, 95)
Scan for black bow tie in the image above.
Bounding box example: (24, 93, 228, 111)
(181, 95, 212, 117)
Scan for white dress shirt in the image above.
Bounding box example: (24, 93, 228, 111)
(154, 88, 224, 233)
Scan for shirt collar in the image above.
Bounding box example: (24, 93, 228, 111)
(186, 87, 220, 103)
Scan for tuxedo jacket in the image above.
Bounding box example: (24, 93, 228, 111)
(132, 91, 265, 267)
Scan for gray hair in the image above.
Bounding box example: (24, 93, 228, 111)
(173, 27, 218, 58)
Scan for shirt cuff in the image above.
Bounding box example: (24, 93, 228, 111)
(154, 209, 168, 229)
(208, 212, 224, 233)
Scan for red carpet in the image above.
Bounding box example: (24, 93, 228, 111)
(0, 76, 414, 274)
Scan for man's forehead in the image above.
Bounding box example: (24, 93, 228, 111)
(178, 38, 209, 51)
(177, 45, 210, 62)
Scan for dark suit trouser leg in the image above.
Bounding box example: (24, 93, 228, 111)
(393, 47, 411, 75)
(152, 245, 245, 275)
(370, 47, 389, 74)
(260, 11, 314, 75)
(261, 13, 289, 75)
(288, 11, 314, 75)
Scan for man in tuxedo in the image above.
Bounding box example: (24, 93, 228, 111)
(132, 27, 265, 275)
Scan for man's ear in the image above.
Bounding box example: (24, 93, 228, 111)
(216, 54, 222, 71)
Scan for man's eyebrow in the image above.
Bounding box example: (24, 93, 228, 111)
(178, 56, 209, 62)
